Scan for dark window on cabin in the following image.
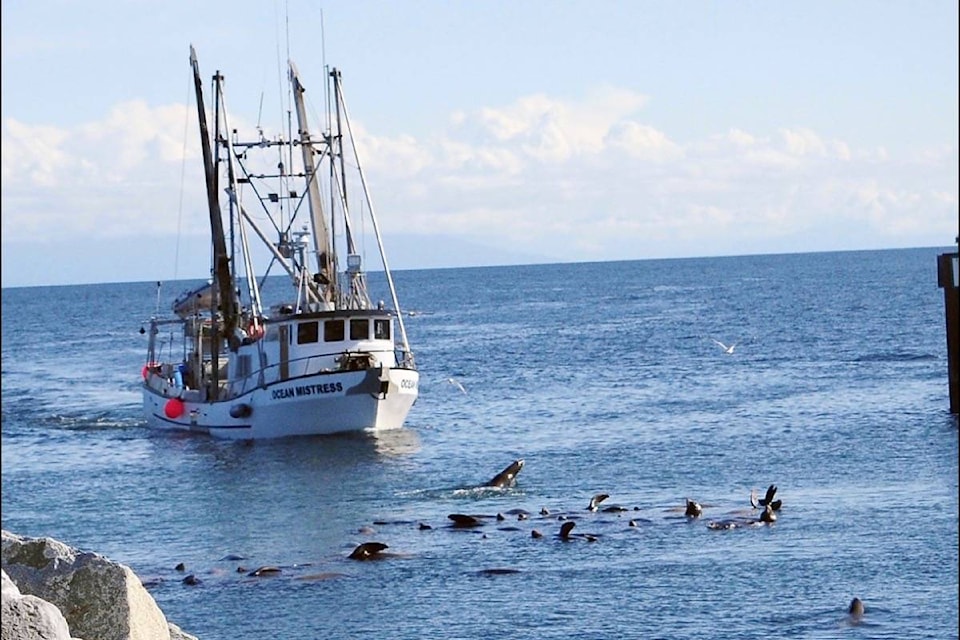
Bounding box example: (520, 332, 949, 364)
(350, 319, 369, 340)
(374, 319, 391, 340)
(324, 319, 345, 342)
(235, 354, 252, 379)
(297, 321, 319, 344)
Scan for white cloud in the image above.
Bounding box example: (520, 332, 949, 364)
(779, 127, 852, 161)
(605, 122, 683, 161)
(1, 118, 71, 188)
(1, 85, 957, 286)
(1, 103, 208, 241)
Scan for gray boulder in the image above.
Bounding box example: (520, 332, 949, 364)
(2, 569, 73, 640)
(2, 530, 196, 640)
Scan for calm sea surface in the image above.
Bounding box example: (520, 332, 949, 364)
(2, 248, 958, 639)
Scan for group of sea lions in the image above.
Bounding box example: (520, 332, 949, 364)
(348, 461, 788, 561)
(162, 457, 866, 620)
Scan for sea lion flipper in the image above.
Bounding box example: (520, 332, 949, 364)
(763, 484, 777, 505)
(587, 493, 610, 511)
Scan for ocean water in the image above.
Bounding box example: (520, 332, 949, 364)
(2, 247, 957, 640)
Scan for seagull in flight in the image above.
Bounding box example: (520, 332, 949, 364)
(712, 339, 736, 354)
(446, 377, 467, 393)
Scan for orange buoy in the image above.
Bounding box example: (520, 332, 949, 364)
(164, 398, 185, 419)
(248, 322, 265, 340)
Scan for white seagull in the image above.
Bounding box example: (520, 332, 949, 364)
(446, 377, 467, 393)
(713, 339, 736, 354)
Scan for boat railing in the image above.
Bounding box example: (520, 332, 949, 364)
(226, 348, 400, 397)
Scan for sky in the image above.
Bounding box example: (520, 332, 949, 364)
(1, 1, 958, 288)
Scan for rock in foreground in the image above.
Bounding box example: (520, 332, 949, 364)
(2, 530, 196, 640)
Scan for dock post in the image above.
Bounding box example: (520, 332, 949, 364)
(937, 250, 960, 414)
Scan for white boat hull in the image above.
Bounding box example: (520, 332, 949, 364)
(143, 367, 419, 440)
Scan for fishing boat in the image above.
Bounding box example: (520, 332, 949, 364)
(140, 46, 419, 439)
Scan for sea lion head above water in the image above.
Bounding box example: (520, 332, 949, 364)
(486, 459, 525, 488)
(685, 499, 703, 518)
(759, 504, 777, 523)
(348, 542, 389, 561)
(848, 597, 865, 618)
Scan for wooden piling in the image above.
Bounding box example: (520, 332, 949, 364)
(937, 251, 960, 414)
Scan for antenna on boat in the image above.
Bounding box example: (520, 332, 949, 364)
(320, 9, 331, 136)
(256, 92, 264, 136)
(320, 9, 327, 72)
(155, 281, 162, 315)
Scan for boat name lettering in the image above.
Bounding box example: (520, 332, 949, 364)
(271, 382, 344, 400)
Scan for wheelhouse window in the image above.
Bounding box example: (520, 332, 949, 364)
(373, 319, 391, 340)
(350, 318, 369, 340)
(324, 319, 345, 342)
(297, 321, 319, 344)
(235, 354, 252, 380)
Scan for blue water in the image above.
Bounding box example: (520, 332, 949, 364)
(2, 248, 957, 640)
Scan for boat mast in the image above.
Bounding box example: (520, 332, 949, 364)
(330, 68, 354, 256)
(191, 47, 240, 406)
(289, 61, 335, 305)
(216, 80, 264, 325)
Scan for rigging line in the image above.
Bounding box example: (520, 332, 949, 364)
(173, 71, 193, 281)
(336, 79, 413, 360)
(284, 0, 291, 67)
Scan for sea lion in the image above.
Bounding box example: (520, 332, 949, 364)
(557, 521, 598, 542)
(587, 493, 610, 511)
(487, 459, 524, 488)
(447, 514, 484, 528)
(600, 504, 629, 513)
(475, 568, 522, 576)
(750, 485, 783, 511)
(707, 504, 777, 530)
(247, 566, 282, 577)
(848, 597, 865, 618)
(348, 542, 389, 560)
(685, 499, 703, 518)
(759, 504, 777, 523)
